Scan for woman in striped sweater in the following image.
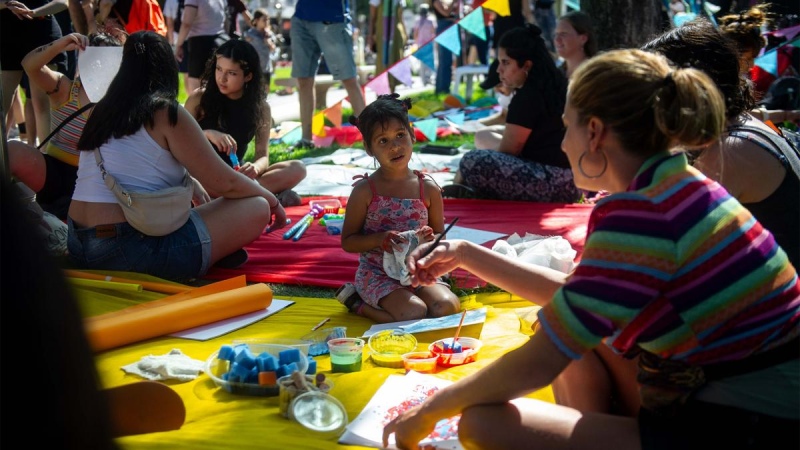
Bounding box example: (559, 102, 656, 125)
(384, 49, 799, 450)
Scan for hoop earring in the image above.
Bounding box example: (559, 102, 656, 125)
(578, 151, 607, 179)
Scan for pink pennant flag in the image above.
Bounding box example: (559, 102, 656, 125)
(772, 24, 800, 42)
(388, 57, 414, 87)
(365, 72, 391, 95)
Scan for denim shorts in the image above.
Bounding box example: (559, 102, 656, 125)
(290, 17, 357, 80)
(67, 209, 212, 283)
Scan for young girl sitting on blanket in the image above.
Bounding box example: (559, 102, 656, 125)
(336, 94, 461, 323)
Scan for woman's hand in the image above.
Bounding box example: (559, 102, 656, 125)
(382, 404, 438, 450)
(4, 1, 34, 19)
(406, 240, 463, 286)
(61, 32, 89, 52)
(205, 130, 237, 156)
(190, 177, 211, 206)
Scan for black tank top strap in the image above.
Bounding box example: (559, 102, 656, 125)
(726, 124, 800, 179)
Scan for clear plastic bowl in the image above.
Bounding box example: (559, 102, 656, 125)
(368, 329, 418, 368)
(401, 351, 438, 373)
(429, 337, 483, 367)
(206, 342, 310, 396)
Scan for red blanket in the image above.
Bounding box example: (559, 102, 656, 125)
(204, 197, 594, 288)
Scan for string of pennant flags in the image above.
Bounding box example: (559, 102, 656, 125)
(278, 0, 512, 145)
(283, 3, 800, 145)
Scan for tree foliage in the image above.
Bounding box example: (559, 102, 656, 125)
(581, 0, 670, 51)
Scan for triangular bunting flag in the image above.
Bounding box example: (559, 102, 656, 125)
(772, 24, 800, 42)
(459, 7, 486, 41)
(414, 42, 436, 72)
(281, 126, 302, 145)
(312, 111, 326, 137)
(435, 25, 462, 55)
(324, 101, 343, 129)
(481, 0, 510, 16)
(413, 118, 438, 142)
(754, 50, 778, 76)
(365, 72, 391, 95)
(445, 111, 465, 125)
(388, 57, 414, 87)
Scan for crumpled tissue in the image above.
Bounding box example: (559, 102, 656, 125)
(383, 230, 420, 286)
(122, 349, 206, 382)
(491, 233, 576, 274)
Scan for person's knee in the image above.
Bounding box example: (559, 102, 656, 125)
(458, 406, 496, 449)
(296, 77, 315, 90)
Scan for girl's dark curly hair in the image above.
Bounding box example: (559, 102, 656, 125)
(196, 39, 267, 136)
(498, 24, 568, 118)
(349, 94, 413, 150)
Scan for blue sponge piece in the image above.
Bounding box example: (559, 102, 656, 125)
(443, 341, 463, 353)
(234, 346, 257, 369)
(276, 361, 300, 378)
(218, 345, 235, 361)
(245, 367, 259, 383)
(256, 352, 279, 372)
(231, 361, 251, 381)
(306, 357, 317, 374)
(278, 348, 302, 366)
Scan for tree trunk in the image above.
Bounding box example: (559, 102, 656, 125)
(581, 0, 668, 51)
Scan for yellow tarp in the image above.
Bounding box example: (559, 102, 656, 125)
(75, 272, 553, 449)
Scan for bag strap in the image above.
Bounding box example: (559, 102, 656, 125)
(93, 148, 132, 206)
(38, 102, 95, 150)
(726, 123, 800, 180)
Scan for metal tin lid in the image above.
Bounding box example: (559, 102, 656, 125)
(289, 391, 348, 434)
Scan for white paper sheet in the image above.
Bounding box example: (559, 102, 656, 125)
(168, 299, 294, 340)
(445, 225, 507, 246)
(339, 372, 463, 449)
(79, 47, 124, 103)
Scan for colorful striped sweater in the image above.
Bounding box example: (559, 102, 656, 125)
(539, 152, 800, 366)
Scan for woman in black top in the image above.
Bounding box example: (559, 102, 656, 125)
(455, 25, 579, 203)
(185, 39, 306, 205)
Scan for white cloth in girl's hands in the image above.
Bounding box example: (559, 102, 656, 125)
(383, 230, 421, 286)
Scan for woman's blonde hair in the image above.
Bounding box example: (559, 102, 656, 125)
(568, 49, 725, 156)
(719, 3, 770, 56)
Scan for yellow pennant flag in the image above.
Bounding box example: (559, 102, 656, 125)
(312, 111, 327, 137)
(324, 101, 343, 129)
(482, 0, 510, 16)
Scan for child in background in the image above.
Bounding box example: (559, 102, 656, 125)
(244, 9, 277, 90)
(185, 39, 306, 206)
(412, 3, 436, 86)
(337, 94, 461, 323)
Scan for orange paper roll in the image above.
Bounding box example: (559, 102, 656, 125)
(85, 277, 272, 352)
(65, 270, 192, 294)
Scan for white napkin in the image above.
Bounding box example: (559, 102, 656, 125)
(383, 230, 421, 286)
(492, 233, 576, 274)
(121, 349, 206, 382)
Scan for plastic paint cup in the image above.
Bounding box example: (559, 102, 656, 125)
(327, 338, 364, 373)
(401, 351, 438, 374)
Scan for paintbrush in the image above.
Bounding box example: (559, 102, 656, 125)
(446, 309, 468, 353)
(421, 217, 459, 257)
